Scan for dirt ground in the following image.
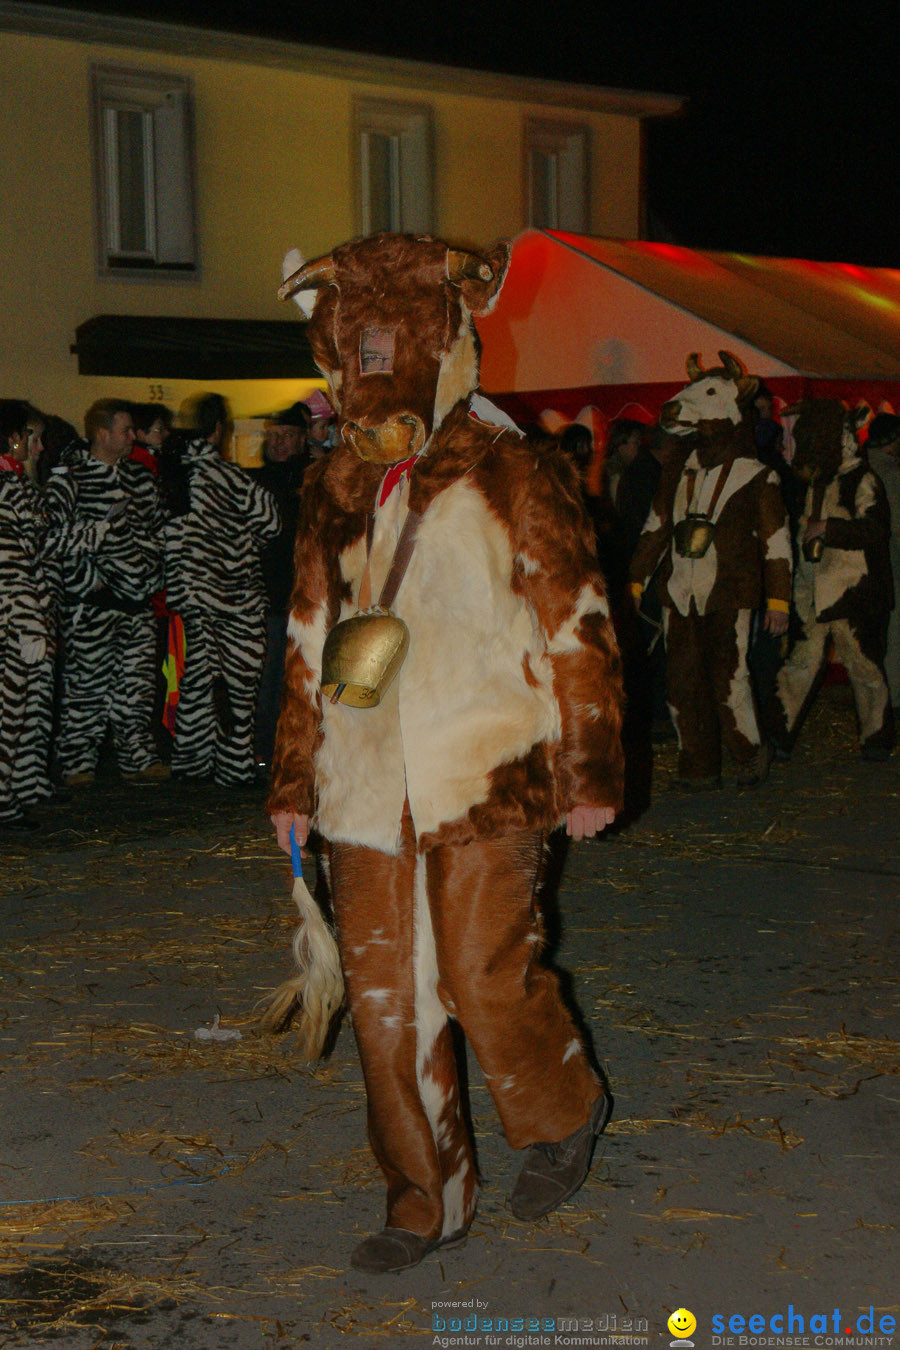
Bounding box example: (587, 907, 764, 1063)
(1, 685, 898, 1349)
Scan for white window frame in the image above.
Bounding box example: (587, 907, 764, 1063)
(524, 118, 590, 233)
(354, 98, 434, 236)
(91, 65, 197, 276)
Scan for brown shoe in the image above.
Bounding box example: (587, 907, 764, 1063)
(736, 741, 773, 788)
(350, 1224, 468, 1273)
(0, 809, 41, 833)
(673, 774, 722, 792)
(122, 762, 171, 784)
(509, 1092, 612, 1221)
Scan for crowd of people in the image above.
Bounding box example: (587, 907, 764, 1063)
(2, 374, 898, 832)
(0, 391, 331, 831)
(566, 380, 900, 790)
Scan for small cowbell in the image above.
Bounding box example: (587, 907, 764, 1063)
(673, 513, 716, 559)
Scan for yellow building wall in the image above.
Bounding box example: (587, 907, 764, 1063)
(432, 94, 643, 245)
(593, 116, 643, 239)
(3, 35, 97, 424)
(1, 28, 647, 426)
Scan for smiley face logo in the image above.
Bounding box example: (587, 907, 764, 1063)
(668, 1308, 697, 1340)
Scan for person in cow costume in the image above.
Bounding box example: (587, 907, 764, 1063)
(266, 233, 624, 1273)
(629, 353, 792, 789)
(764, 399, 894, 758)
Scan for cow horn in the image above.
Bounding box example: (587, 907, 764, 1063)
(447, 250, 495, 284)
(278, 254, 336, 302)
(719, 350, 745, 381)
(686, 353, 704, 381)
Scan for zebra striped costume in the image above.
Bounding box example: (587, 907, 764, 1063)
(12, 466, 57, 807)
(0, 463, 54, 823)
(164, 439, 280, 785)
(45, 452, 164, 779)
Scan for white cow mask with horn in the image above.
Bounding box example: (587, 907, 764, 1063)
(660, 350, 760, 437)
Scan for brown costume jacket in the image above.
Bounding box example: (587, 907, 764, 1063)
(796, 456, 892, 627)
(630, 443, 792, 616)
(268, 400, 624, 854)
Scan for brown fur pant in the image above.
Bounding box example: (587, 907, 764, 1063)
(664, 605, 759, 780)
(329, 815, 602, 1240)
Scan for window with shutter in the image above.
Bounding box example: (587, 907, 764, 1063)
(354, 99, 433, 236)
(92, 66, 197, 276)
(524, 119, 589, 233)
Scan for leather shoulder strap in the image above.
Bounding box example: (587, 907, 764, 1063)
(378, 509, 421, 610)
(357, 507, 421, 612)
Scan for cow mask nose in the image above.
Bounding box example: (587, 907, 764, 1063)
(343, 413, 427, 465)
(659, 400, 681, 428)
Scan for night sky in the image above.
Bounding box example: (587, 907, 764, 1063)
(49, 0, 900, 266)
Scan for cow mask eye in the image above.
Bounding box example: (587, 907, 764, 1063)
(359, 327, 396, 375)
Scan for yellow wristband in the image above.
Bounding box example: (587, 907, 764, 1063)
(630, 581, 644, 601)
(767, 598, 790, 613)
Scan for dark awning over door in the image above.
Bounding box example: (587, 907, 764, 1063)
(72, 315, 318, 380)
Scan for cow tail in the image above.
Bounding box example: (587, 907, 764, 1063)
(258, 849, 344, 1061)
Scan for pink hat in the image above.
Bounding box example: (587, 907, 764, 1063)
(304, 390, 333, 420)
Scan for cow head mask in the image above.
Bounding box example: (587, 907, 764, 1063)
(781, 399, 869, 483)
(660, 351, 759, 437)
(280, 233, 511, 465)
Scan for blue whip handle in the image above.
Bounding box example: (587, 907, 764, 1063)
(289, 823, 304, 879)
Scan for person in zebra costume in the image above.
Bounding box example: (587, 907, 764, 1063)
(0, 400, 55, 829)
(15, 405, 62, 807)
(46, 399, 167, 787)
(164, 394, 280, 786)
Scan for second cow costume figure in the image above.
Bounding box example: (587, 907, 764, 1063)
(267, 234, 625, 1272)
(630, 354, 792, 789)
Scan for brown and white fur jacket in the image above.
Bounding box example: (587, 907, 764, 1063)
(630, 434, 792, 615)
(268, 399, 624, 854)
(796, 444, 892, 625)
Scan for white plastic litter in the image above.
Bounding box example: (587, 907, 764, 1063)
(193, 1014, 242, 1043)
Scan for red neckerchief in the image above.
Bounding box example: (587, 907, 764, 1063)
(130, 443, 159, 475)
(378, 454, 419, 507)
(0, 455, 24, 476)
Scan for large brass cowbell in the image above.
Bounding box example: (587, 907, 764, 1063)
(321, 505, 421, 708)
(321, 608, 410, 707)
